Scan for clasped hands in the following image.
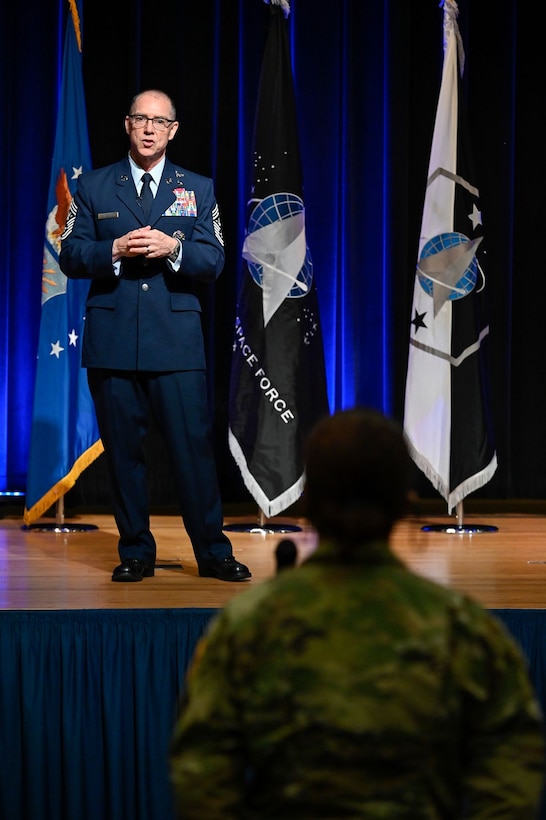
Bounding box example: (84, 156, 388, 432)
(112, 227, 178, 262)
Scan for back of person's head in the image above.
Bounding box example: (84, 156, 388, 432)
(303, 407, 411, 546)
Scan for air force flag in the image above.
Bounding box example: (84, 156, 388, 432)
(24, 1, 103, 524)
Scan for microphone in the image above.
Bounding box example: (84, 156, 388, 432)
(275, 539, 298, 574)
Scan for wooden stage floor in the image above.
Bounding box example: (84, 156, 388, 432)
(1, 509, 546, 611)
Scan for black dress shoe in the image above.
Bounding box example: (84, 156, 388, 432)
(199, 555, 251, 582)
(112, 559, 155, 582)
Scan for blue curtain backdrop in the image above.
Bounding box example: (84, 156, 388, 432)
(1, 0, 543, 506)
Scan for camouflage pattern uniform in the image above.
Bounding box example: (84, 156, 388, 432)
(170, 539, 544, 818)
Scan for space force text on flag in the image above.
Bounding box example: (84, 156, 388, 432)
(228, 0, 329, 519)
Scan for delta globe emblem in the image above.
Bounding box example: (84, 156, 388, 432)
(246, 192, 313, 298)
(418, 231, 478, 300)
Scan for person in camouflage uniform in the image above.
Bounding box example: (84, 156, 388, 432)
(170, 408, 544, 819)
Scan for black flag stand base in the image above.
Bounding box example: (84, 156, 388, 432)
(224, 508, 301, 534)
(421, 500, 498, 534)
(22, 496, 98, 533)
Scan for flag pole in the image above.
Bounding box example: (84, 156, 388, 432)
(23, 496, 98, 533)
(420, 500, 497, 534)
(224, 507, 301, 534)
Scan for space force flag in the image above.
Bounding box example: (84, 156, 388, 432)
(403, 0, 496, 513)
(228, 0, 329, 518)
(23, 0, 103, 525)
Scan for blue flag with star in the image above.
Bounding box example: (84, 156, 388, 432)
(24, 0, 103, 525)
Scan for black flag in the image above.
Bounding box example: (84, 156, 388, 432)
(228, 0, 329, 517)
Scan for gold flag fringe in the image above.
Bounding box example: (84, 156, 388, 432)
(68, 0, 82, 52)
(23, 439, 104, 525)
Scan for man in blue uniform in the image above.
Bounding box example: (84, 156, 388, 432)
(60, 89, 250, 583)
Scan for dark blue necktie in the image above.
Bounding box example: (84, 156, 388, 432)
(139, 172, 153, 220)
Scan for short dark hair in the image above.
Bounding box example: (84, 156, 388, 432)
(303, 408, 411, 545)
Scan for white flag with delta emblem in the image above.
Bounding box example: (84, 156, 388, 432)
(403, 0, 497, 512)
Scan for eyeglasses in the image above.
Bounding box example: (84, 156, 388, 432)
(127, 114, 176, 132)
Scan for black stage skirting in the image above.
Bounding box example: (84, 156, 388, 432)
(0, 607, 544, 820)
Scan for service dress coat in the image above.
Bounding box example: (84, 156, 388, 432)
(59, 155, 232, 568)
(60, 155, 225, 371)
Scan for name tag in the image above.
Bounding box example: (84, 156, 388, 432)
(98, 211, 119, 220)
